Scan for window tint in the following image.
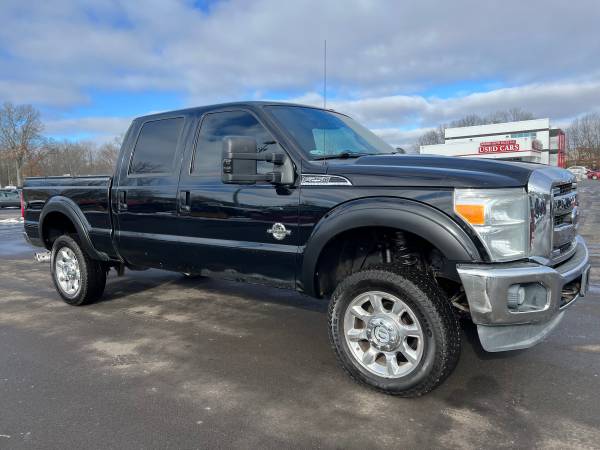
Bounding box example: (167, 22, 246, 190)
(192, 111, 274, 178)
(130, 117, 184, 174)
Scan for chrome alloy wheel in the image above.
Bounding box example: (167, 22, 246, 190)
(343, 291, 424, 378)
(55, 247, 81, 296)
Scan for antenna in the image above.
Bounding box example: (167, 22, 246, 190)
(323, 39, 327, 109)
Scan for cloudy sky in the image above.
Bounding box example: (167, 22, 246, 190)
(1, 0, 599, 147)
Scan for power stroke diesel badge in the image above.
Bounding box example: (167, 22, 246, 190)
(267, 223, 291, 241)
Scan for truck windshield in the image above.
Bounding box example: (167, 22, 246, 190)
(265, 105, 394, 160)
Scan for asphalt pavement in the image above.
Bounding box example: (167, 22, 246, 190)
(0, 185, 599, 449)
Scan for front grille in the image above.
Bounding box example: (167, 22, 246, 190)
(551, 182, 577, 262)
(553, 182, 576, 196)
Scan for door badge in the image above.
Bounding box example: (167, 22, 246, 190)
(267, 223, 291, 241)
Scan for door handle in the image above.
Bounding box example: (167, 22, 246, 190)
(118, 191, 127, 211)
(179, 190, 191, 213)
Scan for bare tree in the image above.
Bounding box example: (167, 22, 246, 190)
(417, 127, 445, 146)
(0, 102, 44, 186)
(31, 134, 123, 177)
(449, 114, 485, 128)
(96, 136, 122, 173)
(486, 108, 535, 124)
(567, 113, 600, 166)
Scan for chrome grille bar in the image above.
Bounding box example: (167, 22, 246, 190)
(552, 182, 577, 263)
(553, 190, 577, 216)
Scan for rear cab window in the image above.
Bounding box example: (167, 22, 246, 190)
(129, 117, 184, 175)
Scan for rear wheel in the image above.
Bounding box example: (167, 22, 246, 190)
(328, 267, 461, 396)
(51, 235, 107, 306)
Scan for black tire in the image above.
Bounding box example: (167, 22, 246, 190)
(51, 235, 107, 306)
(328, 266, 461, 397)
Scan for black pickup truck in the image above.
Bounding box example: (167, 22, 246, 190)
(23, 102, 591, 396)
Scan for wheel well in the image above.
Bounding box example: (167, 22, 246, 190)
(42, 211, 77, 249)
(314, 227, 461, 298)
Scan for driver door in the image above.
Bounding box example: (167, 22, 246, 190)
(175, 109, 300, 288)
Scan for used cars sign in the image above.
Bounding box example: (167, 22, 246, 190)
(479, 139, 520, 153)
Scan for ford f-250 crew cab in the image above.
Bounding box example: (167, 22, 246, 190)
(23, 102, 591, 396)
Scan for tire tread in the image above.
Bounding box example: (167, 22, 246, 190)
(51, 234, 106, 306)
(328, 265, 461, 397)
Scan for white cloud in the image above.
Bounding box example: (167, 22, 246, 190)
(2, 0, 600, 105)
(0, 81, 84, 106)
(1, 0, 599, 145)
(44, 116, 132, 141)
(371, 127, 432, 150)
(331, 79, 600, 128)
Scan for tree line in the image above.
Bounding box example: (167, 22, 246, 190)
(0, 102, 120, 187)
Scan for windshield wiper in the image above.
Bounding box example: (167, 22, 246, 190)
(312, 151, 370, 161)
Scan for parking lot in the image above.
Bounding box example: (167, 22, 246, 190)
(0, 183, 599, 449)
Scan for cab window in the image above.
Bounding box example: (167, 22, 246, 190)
(129, 117, 184, 175)
(192, 111, 275, 179)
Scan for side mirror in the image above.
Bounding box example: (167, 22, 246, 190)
(221, 136, 294, 185)
(221, 136, 258, 185)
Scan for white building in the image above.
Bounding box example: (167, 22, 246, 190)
(420, 118, 566, 167)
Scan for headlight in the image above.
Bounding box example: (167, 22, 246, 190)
(454, 188, 529, 262)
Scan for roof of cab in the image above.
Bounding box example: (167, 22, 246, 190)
(134, 101, 331, 122)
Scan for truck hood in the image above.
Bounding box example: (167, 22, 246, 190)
(325, 154, 541, 188)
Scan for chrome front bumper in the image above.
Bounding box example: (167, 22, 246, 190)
(457, 236, 591, 352)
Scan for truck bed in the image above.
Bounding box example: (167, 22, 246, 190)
(23, 175, 115, 257)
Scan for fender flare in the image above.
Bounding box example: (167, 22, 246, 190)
(39, 196, 109, 261)
(299, 197, 483, 296)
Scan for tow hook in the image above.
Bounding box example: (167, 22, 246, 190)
(34, 251, 51, 263)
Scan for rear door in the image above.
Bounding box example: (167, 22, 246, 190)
(112, 114, 192, 270)
(175, 109, 300, 288)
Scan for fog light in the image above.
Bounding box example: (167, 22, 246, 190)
(507, 285, 525, 309)
(507, 283, 548, 312)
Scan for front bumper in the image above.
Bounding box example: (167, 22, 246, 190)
(457, 236, 591, 352)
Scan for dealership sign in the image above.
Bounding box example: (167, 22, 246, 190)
(478, 140, 520, 154)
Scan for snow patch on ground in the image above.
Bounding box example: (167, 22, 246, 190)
(0, 218, 23, 224)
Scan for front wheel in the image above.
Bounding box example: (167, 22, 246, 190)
(328, 267, 461, 396)
(51, 235, 107, 306)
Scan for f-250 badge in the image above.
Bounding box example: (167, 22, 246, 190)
(267, 223, 291, 240)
